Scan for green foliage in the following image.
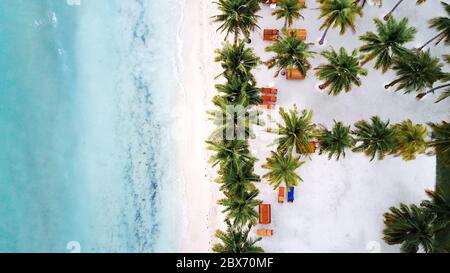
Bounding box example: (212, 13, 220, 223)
(215, 41, 261, 82)
(272, 0, 305, 28)
(268, 105, 317, 155)
(315, 47, 368, 95)
(217, 189, 262, 226)
(212, 220, 264, 253)
(434, 151, 450, 252)
(383, 204, 436, 253)
(207, 96, 263, 141)
(216, 164, 260, 196)
(428, 121, 450, 164)
(393, 120, 428, 161)
(428, 2, 450, 47)
(318, 0, 363, 44)
(212, 0, 261, 43)
(386, 50, 444, 94)
(262, 151, 305, 189)
(359, 18, 416, 73)
(215, 76, 262, 106)
(209, 24, 264, 252)
(265, 30, 316, 77)
(207, 139, 256, 174)
(422, 187, 450, 231)
(318, 121, 355, 160)
(352, 116, 396, 161)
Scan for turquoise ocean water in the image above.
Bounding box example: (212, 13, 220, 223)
(0, 0, 184, 252)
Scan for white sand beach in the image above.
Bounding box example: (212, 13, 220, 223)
(180, 0, 449, 252)
(179, 0, 223, 252)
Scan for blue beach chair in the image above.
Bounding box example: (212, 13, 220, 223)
(288, 187, 294, 203)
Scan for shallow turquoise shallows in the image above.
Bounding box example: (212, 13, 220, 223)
(0, 0, 183, 252)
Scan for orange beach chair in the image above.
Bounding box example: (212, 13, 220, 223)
(261, 104, 275, 110)
(286, 68, 305, 80)
(261, 87, 278, 109)
(256, 229, 274, 236)
(263, 29, 279, 41)
(308, 141, 318, 154)
(287, 29, 307, 40)
(262, 87, 278, 95)
(259, 204, 271, 224)
(262, 95, 277, 102)
(278, 187, 285, 203)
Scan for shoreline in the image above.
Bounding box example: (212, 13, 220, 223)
(178, 0, 221, 252)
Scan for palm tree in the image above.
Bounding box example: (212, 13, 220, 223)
(418, 2, 450, 51)
(428, 121, 450, 163)
(212, 220, 264, 253)
(416, 55, 450, 103)
(359, 18, 416, 73)
(422, 187, 450, 231)
(352, 116, 396, 161)
(272, 0, 306, 28)
(385, 50, 444, 94)
(393, 120, 428, 161)
(267, 105, 317, 155)
(314, 47, 368, 95)
(318, 121, 355, 160)
(215, 41, 261, 82)
(207, 96, 263, 141)
(444, 54, 450, 64)
(215, 76, 262, 106)
(383, 0, 427, 21)
(216, 165, 260, 196)
(383, 203, 435, 253)
(262, 151, 304, 189)
(217, 189, 262, 226)
(318, 0, 363, 45)
(417, 83, 450, 103)
(212, 0, 261, 45)
(265, 31, 316, 77)
(207, 140, 257, 174)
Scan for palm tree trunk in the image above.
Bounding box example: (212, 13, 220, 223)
(426, 83, 450, 94)
(385, 77, 405, 89)
(360, 55, 373, 66)
(319, 23, 332, 45)
(384, 0, 404, 21)
(319, 81, 332, 90)
(416, 83, 450, 100)
(418, 31, 445, 51)
(354, 0, 368, 8)
(284, 18, 288, 29)
(234, 30, 239, 46)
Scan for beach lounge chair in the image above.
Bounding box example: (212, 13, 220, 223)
(288, 187, 294, 203)
(261, 104, 275, 110)
(278, 186, 285, 203)
(256, 229, 274, 236)
(287, 29, 307, 40)
(286, 68, 305, 80)
(259, 204, 271, 224)
(308, 141, 318, 153)
(262, 95, 277, 102)
(263, 29, 279, 41)
(262, 87, 278, 95)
